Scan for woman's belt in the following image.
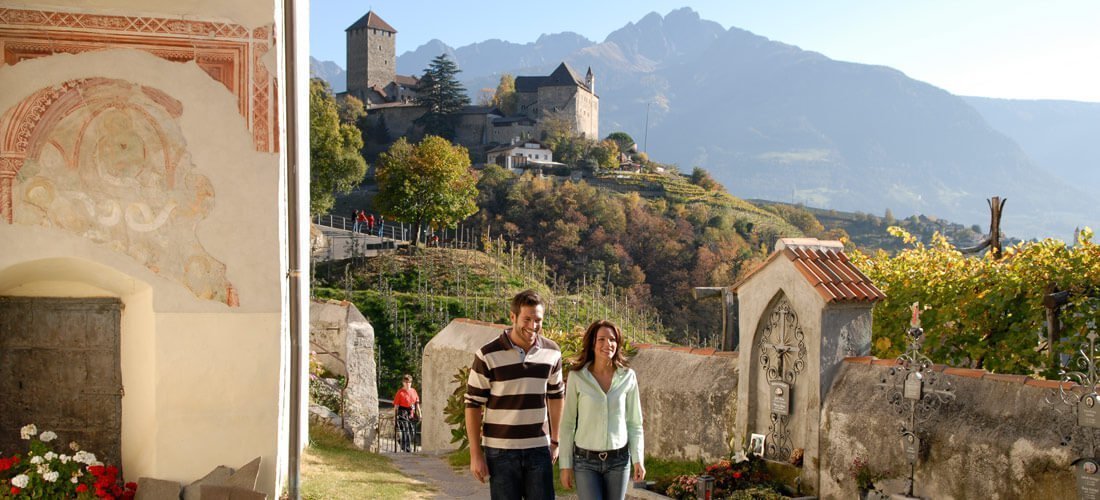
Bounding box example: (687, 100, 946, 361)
(574, 445, 629, 461)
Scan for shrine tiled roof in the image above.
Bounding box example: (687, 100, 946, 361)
(734, 238, 885, 303)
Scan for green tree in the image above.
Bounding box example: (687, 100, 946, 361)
(689, 166, 723, 192)
(606, 131, 635, 153)
(590, 139, 620, 169)
(414, 54, 470, 139)
(310, 78, 366, 215)
(335, 93, 366, 126)
(492, 74, 518, 115)
(374, 136, 478, 252)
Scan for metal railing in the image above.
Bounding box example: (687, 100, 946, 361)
(315, 214, 410, 242)
(376, 399, 421, 453)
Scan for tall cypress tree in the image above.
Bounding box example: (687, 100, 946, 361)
(414, 54, 470, 139)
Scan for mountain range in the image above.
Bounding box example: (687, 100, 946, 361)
(311, 7, 1099, 239)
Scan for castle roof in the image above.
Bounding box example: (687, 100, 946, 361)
(394, 74, 420, 87)
(347, 11, 396, 33)
(515, 62, 589, 93)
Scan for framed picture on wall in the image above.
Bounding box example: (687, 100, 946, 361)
(750, 433, 766, 457)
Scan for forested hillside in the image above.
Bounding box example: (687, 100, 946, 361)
(465, 166, 801, 341)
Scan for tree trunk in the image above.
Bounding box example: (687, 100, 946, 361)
(409, 218, 424, 255)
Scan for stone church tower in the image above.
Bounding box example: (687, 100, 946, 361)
(346, 11, 396, 103)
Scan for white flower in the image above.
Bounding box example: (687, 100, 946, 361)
(69, 441, 80, 452)
(43, 470, 60, 482)
(39, 431, 57, 443)
(11, 474, 29, 488)
(44, 451, 57, 461)
(60, 454, 71, 464)
(71, 475, 79, 483)
(74, 450, 97, 465)
(30, 455, 44, 464)
(20, 424, 37, 440)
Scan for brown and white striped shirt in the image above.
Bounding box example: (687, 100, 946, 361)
(466, 330, 565, 449)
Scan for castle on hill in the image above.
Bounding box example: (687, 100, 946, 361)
(344, 10, 599, 154)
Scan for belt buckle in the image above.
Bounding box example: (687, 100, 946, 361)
(598, 452, 608, 461)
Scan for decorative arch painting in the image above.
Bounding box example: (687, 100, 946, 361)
(0, 8, 276, 307)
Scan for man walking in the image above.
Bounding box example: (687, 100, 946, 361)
(466, 289, 564, 499)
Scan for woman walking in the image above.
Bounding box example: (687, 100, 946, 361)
(559, 320, 645, 499)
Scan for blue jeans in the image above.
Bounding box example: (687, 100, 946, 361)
(573, 450, 630, 500)
(484, 446, 554, 500)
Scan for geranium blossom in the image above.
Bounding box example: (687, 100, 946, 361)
(74, 450, 97, 465)
(11, 474, 29, 488)
(20, 424, 37, 440)
(30, 455, 44, 464)
(44, 451, 57, 461)
(39, 430, 58, 442)
(44, 470, 60, 482)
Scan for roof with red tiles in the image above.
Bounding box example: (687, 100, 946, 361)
(733, 238, 885, 303)
(347, 11, 396, 33)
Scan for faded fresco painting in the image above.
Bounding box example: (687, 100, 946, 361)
(0, 78, 238, 306)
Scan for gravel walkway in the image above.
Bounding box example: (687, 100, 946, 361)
(383, 451, 490, 499)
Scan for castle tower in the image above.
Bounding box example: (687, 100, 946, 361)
(585, 66, 595, 94)
(346, 11, 396, 102)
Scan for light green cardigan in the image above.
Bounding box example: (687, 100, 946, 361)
(558, 364, 644, 469)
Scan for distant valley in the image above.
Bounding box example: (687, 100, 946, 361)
(312, 7, 1099, 239)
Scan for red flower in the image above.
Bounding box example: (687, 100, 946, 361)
(125, 482, 137, 490)
(733, 471, 743, 479)
(107, 465, 119, 476)
(77, 484, 89, 493)
(122, 491, 136, 499)
(11, 486, 21, 495)
(89, 465, 106, 475)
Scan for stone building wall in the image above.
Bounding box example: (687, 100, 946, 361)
(364, 104, 425, 140)
(346, 26, 395, 101)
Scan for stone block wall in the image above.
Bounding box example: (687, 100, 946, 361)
(308, 299, 378, 450)
(820, 358, 1076, 499)
(631, 346, 741, 462)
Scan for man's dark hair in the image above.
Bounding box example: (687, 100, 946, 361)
(510, 289, 544, 317)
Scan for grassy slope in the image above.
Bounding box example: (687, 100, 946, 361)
(302, 425, 435, 500)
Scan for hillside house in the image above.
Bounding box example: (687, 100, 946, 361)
(486, 141, 557, 171)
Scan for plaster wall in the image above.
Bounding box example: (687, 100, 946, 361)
(631, 348, 740, 461)
(820, 361, 1075, 500)
(735, 260, 824, 456)
(0, 1, 289, 494)
(420, 319, 504, 452)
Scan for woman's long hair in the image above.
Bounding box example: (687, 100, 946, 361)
(571, 319, 629, 370)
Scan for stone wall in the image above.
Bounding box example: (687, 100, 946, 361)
(364, 104, 425, 140)
(308, 299, 378, 450)
(631, 346, 740, 462)
(820, 358, 1076, 499)
(421, 318, 504, 451)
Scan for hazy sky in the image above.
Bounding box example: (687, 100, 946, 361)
(310, 1, 1100, 103)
